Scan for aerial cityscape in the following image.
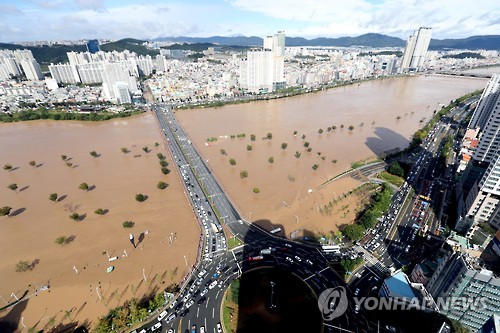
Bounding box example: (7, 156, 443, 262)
(1, 1, 500, 333)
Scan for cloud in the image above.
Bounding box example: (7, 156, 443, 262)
(1, 0, 499, 42)
(74, 0, 105, 11)
(227, 0, 500, 38)
(0, 4, 24, 16)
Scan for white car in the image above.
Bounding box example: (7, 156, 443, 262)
(151, 322, 162, 331)
(157, 310, 168, 321)
(354, 304, 360, 314)
(185, 299, 194, 308)
(285, 257, 293, 263)
(209, 280, 218, 289)
(305, 259, 313, 266)
(200, 288, 209, 296)
(294, 256, 302, 262)
(216, 323, 223, 332)
(200, 327, 206, 333)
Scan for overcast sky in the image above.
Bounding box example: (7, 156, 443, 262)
(1, 0, 499, 43)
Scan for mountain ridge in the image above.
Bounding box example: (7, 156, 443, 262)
(154, 33, 500, 50)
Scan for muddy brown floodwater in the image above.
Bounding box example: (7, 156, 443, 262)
(175, 75, 487, 238)
(0, 113, 199, 331)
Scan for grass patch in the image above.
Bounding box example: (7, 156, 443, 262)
(222, 279, 240, 333)
(378, 171, 404, 187)
(227, 237, 243, 250)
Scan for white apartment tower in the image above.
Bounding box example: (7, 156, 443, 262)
(240, 31, 286, 93)
(49, 64, 80, 84)
(400, 27, 432, 72)
(458, 74, 500, 237)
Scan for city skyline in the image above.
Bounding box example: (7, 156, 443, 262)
(0, 0, 499, 43)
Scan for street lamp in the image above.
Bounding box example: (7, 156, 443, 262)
(184, 255, 188, 267)
(294, 215, 299, 225)
(142, 268, 147, 282)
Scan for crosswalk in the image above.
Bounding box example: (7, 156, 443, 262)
(354, 245, 391, 276)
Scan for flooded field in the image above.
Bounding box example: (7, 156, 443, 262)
(176, 75, 487, 237)
(0, 113, 199, 331)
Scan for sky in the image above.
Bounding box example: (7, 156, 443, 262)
(0, 0, 499, 43)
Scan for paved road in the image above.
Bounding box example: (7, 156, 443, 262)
(130, 104, 375, 333)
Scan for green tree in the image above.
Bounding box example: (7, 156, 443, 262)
(121, 147, 130, 154)
(135, 193, 146, 202)
(157, 181, 168, 189)
(327, 127, 332, 132)
(266, 132, 273, 139)
(3, 164, 13, 171)
(293, 130, 298, 135)
(332, 159, 337, 164)
(29, 160, 36, 167)
(240, 170, 248, 179)
(312, 164, 319, 171)
(253, 187, 260, 193)
(304, 141, 310, 148)
(0, 206, 12, 216)
(161, 167, 171, 174)
(90, 150, 99, 157)
(268, 156, 274, 164)
(342, 224, 365, 241)
(220, 149, 226, 155)
(246, 144, 253, 151)
(302, 134, 306, 139)
(229, 158, 236, 166)
(154, 142, 160, 147)
(307, 147, 312, 152)
(66, 162, 73, 168)
(7, 183, 18, 191)
(55, 236, 68, 245)
(160, 160, 168, 167)
(95, 208, 105, 215)
(388, 162, 404, 177)
(348, 125, 354, 131)
(61, 155, 67, 161)
(332, 126, 337, 130)
(250, 134, 256, 141)
(122, 221, 135, 228)
(157, 153, 165, 160)
(142, 146, 150, 153)
(295, 151, 301, 159)
(79, 182, 89, 191)
(281, 143, 288, 150)
(318, 128, 323, 134)
(69, 212, 81, 221)
(49, 193, 58, 202)
(340, 124, 344, 129)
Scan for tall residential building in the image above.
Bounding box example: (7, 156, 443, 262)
(476, 314, 500, 333)
(86, 39, 100, 54)
(240, 31, 286, 93)
(20, 58, 43, 81)
(49, 64, 80, 84)
(456, 74, 500, 236)
(400, 27, 432, 72)
(101, 62, 137, 102)
(426, 251, 500, 332)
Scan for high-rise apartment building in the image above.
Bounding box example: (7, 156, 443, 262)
(20, 58, 43, 81)
(456, 74, 500, 236)
(49, 64, 80, 84)
(240, 31, 285, 93)
(400, 27, 432, 72)
(426, 251, 500, 332)
(86, 39, 100, 54)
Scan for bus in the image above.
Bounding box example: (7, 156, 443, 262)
(211, 223, 220, 234)
(321, 245, 341, 253)
(270, 227, 282, 234)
